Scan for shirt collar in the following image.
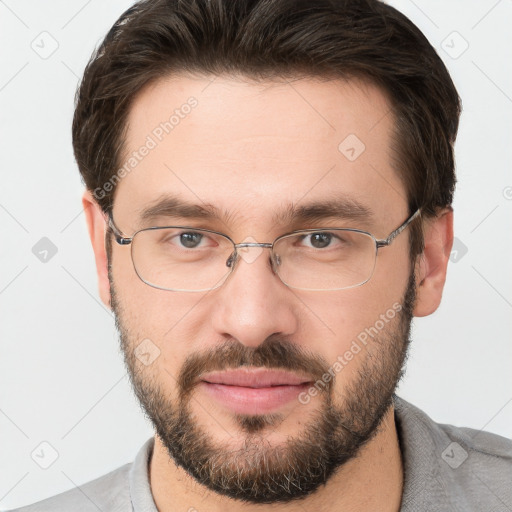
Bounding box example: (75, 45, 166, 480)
(393, 394, 450, 511)
(129, 436, 158, 511)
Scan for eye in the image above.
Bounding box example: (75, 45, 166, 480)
(177, 231, 205, 249)
(299, 232, 344, 249)
(160, 230, 214, 250)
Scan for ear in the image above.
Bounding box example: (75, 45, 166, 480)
(413, 207, 454, 317)
(82, 190, 111, 309)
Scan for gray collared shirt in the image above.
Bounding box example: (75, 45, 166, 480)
(6, 395, 512, 511)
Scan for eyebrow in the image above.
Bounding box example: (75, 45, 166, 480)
(139, 196, 235, 224)
(276, 198, 374, 226)
(138, 194, 374, 227)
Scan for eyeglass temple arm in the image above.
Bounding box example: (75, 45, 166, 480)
(106, 212, 133, 245)
(375, 208, 421, 249)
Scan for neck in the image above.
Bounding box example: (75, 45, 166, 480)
(149, 406, 403, 512)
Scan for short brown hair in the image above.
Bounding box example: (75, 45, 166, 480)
(72, 0, 461, 260)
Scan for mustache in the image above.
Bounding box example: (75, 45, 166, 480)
(178, 335, 332, 400)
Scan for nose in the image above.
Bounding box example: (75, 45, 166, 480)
(210, 246, 299, 348)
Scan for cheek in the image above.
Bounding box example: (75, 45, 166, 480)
(299, 280, 403, 343)
(112, 246, 193, 325)
(295, 263, 409, 380)
(111, 248, 209, 364)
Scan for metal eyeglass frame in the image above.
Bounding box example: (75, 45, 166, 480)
(106, 208, 421, 292)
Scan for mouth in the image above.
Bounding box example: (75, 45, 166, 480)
(199, 368, 314, 414)
(200, 367, 313, 387)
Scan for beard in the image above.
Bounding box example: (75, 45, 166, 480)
(110, 269, 416, 505)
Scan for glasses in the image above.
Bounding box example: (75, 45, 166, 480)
(107, 209, 421, 292)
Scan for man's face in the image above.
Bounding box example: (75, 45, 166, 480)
(108, 75, 417, 504)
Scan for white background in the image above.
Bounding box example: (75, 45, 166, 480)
(0, 0, 511, 508)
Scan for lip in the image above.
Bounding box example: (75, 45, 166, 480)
(200, 367, 313, 387)
(198, 368, 314, 415)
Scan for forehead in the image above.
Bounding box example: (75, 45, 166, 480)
(114, 74, 406, 233)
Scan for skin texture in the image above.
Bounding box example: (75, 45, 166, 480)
(84, 75, 453, 511)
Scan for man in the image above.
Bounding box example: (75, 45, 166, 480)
(9, 0, 511, 511)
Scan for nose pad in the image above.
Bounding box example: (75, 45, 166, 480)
(226, 250, 238, 269)
(271, 252, 281, 273)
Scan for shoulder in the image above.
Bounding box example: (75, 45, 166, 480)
(394, 395, 512, 511)
(436, 416, 512, 496)
(4, 463, 132, 512)
(396, 394, 512, 465)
